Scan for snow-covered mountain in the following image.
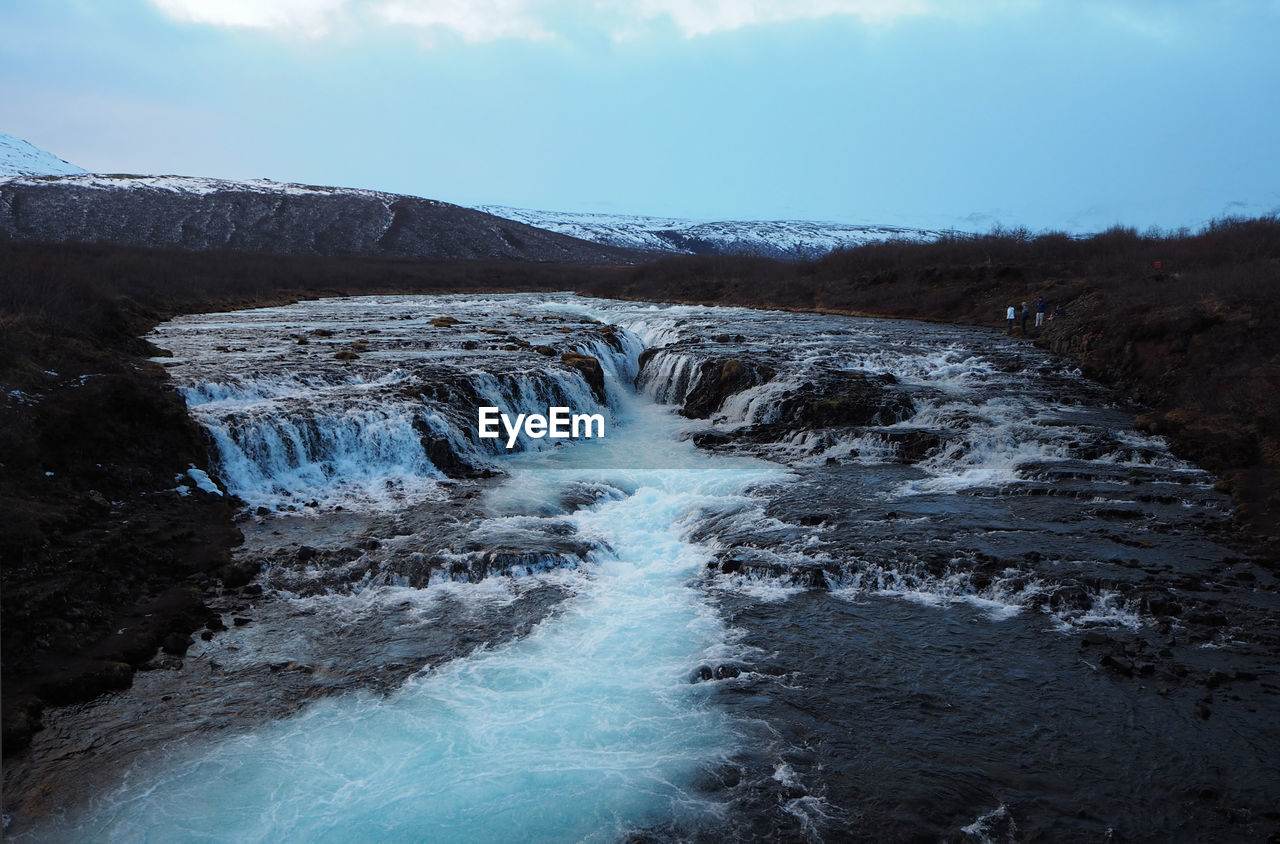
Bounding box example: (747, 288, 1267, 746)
(475, 206, 952, 259)
(1, 132, 949, 261)
(0, 133, 87, 178)
(0, 172, 645, 263)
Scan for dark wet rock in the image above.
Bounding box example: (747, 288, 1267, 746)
(240, 584, 264, 598)
(233, 617, 252, 627)
(772, 371, 914, 428)
(1141, 592, 1184, 617)
(681, 358, 776, 418)
(423, 433, 481, 479)
(77, 587, 218, 668)
(1048, 585, 1092, 611)
(161, 632, 192, 656)
(1, 695, 45, 754)
(690, 430, 735, 450)
(220, 560, 260, 588)
(691, 764, 743, 793)
(140, 654, 184, 671)
(1187, 611, 1229, 627)
(692, 665, 715, 683)
(881, 429, 942, 463)
(1101, 654, 1135, 676)
(719, 556, 744, 574)
(333, 350, 359, 361)
(636, 347, 660, 373)
(33, 660, 134, 708)
(1094, 507, 1146, 522)
(533, 344, 556, 356)
(714, 663, 743, 680)
(560, 353, 607, 404)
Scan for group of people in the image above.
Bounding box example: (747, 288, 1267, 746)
(1005, 297, 1063, 334)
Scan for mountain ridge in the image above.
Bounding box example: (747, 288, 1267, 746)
(0, 172, 648, 264)
(474, 204, 955, 259)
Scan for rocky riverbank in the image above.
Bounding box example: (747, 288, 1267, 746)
(0, 328, 242, 752)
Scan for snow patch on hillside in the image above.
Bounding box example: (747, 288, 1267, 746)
(0, 171, 425, 203)
(0, 133, 87, 178)
(475, 205, 955, 259)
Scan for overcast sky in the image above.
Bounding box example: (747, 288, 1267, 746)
(2, 0, 1277, 231)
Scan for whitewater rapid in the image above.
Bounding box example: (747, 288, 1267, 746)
(27, 384, 783, 842)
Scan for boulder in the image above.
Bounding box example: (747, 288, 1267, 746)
(560, 353, 607, 404)
(774, 372, 914, 428)
(161, 632, 192, 656)
(882, 429, 942, 463)
(680, 358, 775, 418)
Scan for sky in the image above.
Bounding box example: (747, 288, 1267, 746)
(2, 0, 1278, 232)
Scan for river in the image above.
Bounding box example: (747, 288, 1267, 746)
(6, 293, 1278, 841)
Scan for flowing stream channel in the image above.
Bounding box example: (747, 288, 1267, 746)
(5, 293, 1279, 841)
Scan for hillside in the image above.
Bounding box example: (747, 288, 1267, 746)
(476, 205, 950, 259)
(0, 133, 86, 178)
(0, 174, 648, 263)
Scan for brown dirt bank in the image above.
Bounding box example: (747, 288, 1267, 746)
(581, 217, 1280, 565)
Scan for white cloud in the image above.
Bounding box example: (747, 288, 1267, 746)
(628, 0, 936, 38)
(145, 0, 945, 41)
(374, 0, 553, 43)
(147, 0, 1241, 43)
(149, 0, 350, 34)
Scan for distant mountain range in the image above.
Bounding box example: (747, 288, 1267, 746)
(475, 206, 950, 259)
(2, 132, 948, 261)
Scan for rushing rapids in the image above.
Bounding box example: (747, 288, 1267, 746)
(5, 294, 1278, 841)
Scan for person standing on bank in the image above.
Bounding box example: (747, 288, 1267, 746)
(1020, 301, 1030, 334)
(1035, 297, 1047, 328)
(1006, 304, 1016, 333)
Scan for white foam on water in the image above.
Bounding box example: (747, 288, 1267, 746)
(38, 387, 786, 842)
